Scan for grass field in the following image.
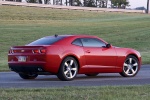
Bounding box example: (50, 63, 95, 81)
(0, 85, 150, 100)
(0, 5, 150, 71)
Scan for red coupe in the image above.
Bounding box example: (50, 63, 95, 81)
(8, 35, 141, 81)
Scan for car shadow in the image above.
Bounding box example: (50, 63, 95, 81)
(27, 74, 122, 81)
(75, 75, 122, 80)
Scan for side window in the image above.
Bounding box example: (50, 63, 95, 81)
(81, 38, 106, 47)
(72, 39, 83, 46)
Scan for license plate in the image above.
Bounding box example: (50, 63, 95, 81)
(18, 56, 26, 62)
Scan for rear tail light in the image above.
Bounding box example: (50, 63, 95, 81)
(40, 49, 46, 53)
(9, 48, 46, 54)
(33, 50, 39, 53)
(13, 50, 17, 53)
(9, 49, 16, 54)
(32, 49, 46, 54)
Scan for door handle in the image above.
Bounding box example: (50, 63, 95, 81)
(85, 50, 91, 53)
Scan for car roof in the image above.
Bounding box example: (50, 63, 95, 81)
(45, 34, 98, 38)
(43, 34, 108, 45)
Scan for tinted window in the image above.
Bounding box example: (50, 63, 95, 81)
(28, 36, 66, 45)
(72, 39, 83, 46)
(81, 38, 106, 47)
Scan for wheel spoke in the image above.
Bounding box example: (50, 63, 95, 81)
(124, 63, 128, 66)
(70, 60, 74, 66)
(133, 63, 138, 66)
(69, 71, 73, 78)
(65, 62, 69, 67)
(131, 68, 135, 74)
(71, 68, 77, 71)
(64, 70, 69, 75)
(125, 68, 130, 74)
(129, 58, 132, 64)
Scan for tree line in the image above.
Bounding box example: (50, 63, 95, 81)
(10, 0, 130, 9)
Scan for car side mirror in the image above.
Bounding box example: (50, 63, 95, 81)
(106, 44, 111, 48)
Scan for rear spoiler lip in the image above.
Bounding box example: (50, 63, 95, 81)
(10, 45, 50, 49)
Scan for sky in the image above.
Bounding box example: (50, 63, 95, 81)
(107, 0, 149, 9)
(127, 0, 149, 9)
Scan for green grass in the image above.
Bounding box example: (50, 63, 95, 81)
(0, 86, 150, 100)
(0, 6, 150, 71)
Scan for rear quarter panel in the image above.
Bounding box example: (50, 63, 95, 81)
(45, 44, 85, 74)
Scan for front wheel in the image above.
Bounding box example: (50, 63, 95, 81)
(57, 57, 78, 81)
(19, 73, 38, 79)
(120, 55, 139, 77)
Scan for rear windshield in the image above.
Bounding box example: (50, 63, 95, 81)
(27, 36, 66, 45)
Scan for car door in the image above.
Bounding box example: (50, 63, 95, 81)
(81, 38, 117, 72)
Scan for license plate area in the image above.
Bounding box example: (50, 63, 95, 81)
(18, 56, 27, 62)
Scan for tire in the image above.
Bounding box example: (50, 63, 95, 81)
(19, 73, 38, 79)
(85, 73, 99, 76)
(120, 55, 139, 77)
(57, 57, 78, 81)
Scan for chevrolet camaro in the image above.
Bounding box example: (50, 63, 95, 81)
(8, 35, 141, 81)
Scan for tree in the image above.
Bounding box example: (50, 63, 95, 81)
(74, 0, 82, 6)
(110, 0, 129, 9)
(26, 0, 37, 3)
(26, 0, 54, 4)
(84, 0, 96, 7)
(97, 0, 108, 8)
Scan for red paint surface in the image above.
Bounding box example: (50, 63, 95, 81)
(8, 35, 141, 74)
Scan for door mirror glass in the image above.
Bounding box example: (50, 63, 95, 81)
(106, 44, 111, 48)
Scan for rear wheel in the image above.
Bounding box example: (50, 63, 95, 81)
(85, 73, 99, 76)
(120, 55, 139, 77)
(57, 57, 78, 81)
(19, 73, 38, 79)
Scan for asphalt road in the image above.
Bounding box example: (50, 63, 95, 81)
(0, 65, 150, 88)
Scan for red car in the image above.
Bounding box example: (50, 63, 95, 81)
(8, 35, 141, 81)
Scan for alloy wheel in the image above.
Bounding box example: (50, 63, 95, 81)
(57, 57, 78, 81)
(63, 59, 78, 79)
(120, 55, 139, 77)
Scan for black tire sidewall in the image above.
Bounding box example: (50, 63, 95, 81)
(19, 73, 38, 79)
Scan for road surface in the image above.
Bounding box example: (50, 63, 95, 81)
(0, 65, 149, 88)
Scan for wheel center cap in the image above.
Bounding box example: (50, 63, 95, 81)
(67, 67, 71, 71)
(128, 64, 132, 69)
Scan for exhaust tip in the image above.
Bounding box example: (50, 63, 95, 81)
(38, 68, 43, 71)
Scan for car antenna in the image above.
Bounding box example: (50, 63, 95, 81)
(54, 34, 58, 37)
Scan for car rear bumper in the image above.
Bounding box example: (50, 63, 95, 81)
(8, 61, 46, 73)
(9, 65, 45, 73)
